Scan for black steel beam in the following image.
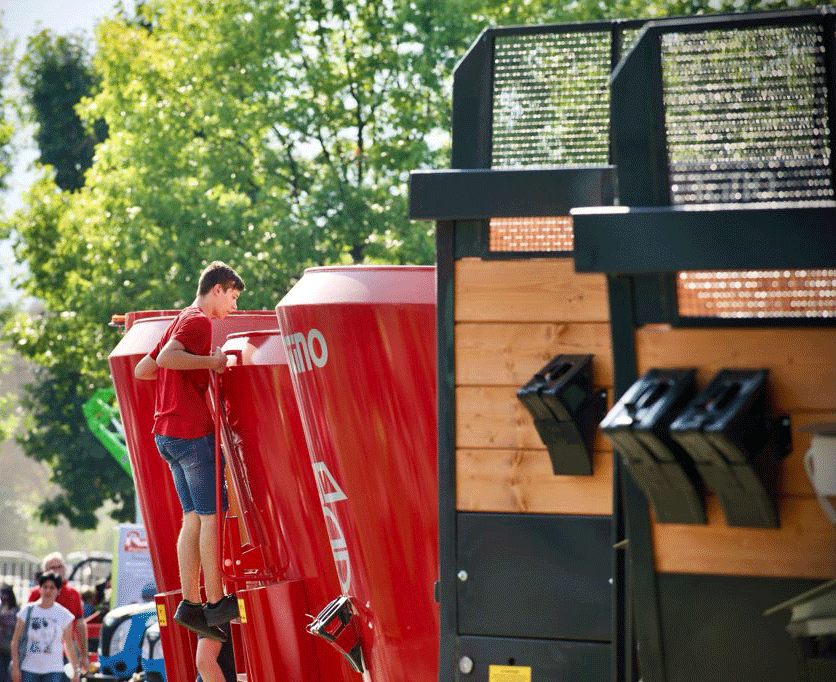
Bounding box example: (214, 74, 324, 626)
(436, 220, 458, 682)
(572, 204, 836, 273)
(410, 167, 615, 221)
(452, 31, 494, 170)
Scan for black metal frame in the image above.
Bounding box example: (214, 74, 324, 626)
(596, 10, 836, 682)
(602, 7, 836, 329)
(425, 17, 647, 682)
(416, 8, 836, 682)
(435, 219, 458, 682)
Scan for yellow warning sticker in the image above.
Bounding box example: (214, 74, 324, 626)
(237, 598, 247, 624)
(156, 603, 167, 627)
(488, 665, 532, 682)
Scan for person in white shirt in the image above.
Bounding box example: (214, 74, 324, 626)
(9, 573, 79, 682)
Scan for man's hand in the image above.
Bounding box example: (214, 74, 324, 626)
(211, 346, 227, 374)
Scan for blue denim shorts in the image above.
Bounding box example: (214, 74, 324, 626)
(20, 672, 65, 682)
(154, 433, 228, 515)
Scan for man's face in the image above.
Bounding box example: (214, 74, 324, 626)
(44, 559, 66, 579)
(213, 285, 240, 319)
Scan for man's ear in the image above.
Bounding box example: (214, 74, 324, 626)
(213, 283, 223, 296)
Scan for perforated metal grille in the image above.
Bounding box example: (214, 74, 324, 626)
(489, 216, 574, 252)
(662, 25, 832, 204)
(677, 270, 836, 318)
(492, 31, 611, 168)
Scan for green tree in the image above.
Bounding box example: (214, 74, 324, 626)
(2, 0, 529, 528)
(0, 18, 14, 193)
(1, 17, 19, 442)
(3, 29, 132, 529)
(17, 30, 106, 192)
(3, 0, 818, 529)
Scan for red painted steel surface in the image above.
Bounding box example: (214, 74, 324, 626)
(220, 330, 355, 682)
(108, 311, 278, 593)
(238, 581, 319, 682)
(276, 266, 439, 682)
(154, 590, 197, 682)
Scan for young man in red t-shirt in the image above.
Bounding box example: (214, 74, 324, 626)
(27, 552, 88, 674)
(134, 261, 244, 641)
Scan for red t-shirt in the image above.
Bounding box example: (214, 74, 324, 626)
(28, 584, 83, 620)
(150, 307, 214, 438)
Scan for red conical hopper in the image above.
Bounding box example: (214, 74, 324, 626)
(275, 266, 439, 682)
(219, 329, 355, 682)
(108, 310, 278, 682)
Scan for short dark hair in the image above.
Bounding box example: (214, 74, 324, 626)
(38, 571, 63, 590)
(0, 584, 17, 609)
(197, 261, 245, 296)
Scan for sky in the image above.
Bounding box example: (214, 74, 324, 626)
(0, 0, 132, 303)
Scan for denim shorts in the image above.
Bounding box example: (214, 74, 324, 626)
(154, 433, 228, 515)
(20, 672, 65, 682)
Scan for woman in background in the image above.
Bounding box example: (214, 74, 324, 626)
(0, 584, 19, 682)
(9, 573, 79, 682)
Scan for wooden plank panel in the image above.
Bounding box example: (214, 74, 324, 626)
(455, 322, 613, 386)
(456, 385, 613, 452)
(457, 448, 613, 515)
(635, 326, 836, 411)
(455, 258, 609, 322)
(652, 496, 836, 579)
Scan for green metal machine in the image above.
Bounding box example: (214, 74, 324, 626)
(83, 387, 131, 477)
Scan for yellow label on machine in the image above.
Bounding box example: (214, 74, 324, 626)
(237, 598, 247, 624)
(156, 603, 167, 627)
(489, 665, 532, 682)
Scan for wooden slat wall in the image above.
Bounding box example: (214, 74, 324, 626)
(636, 326, 836, 579)
(454, 257, 836, 577)
(454, 258, 614, 515)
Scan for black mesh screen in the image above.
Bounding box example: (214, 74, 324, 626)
(491, 31, 611, 168)
(661, 24, 833, 204)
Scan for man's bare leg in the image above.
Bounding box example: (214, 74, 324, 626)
(196, 637, 226, 682)
(179, 511, 202, 603)
(199, 513, 223, 604)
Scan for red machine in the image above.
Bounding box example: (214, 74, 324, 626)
(219, 330, 355, 682)
(108, 310, 278, 682)
(275, 266, 439, 682)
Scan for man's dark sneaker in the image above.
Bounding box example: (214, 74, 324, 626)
(204, 594, 240, 626)
(173, 600, 226, 642)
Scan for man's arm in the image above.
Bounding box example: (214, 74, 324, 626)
(156, 339, 227, 373)
(134, 354, 158, 380)
(65, 622, 81, 680)
(75, 616, 88, 671)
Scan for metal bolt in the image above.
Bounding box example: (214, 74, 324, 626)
(459, 656, 474, 675)
(457, 570, 468, 582)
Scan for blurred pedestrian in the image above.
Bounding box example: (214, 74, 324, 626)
(79, 592, 96, 620)
(195, 623, 236, 682)
(27, 554, 88, 675)
(1, 584, 19, 682)
(10, 572, 80, 682)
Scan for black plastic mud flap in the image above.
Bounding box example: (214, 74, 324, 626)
(670, 369, 789, 528)
(600, 368, 707, 524)
(517, 354, 607, 475)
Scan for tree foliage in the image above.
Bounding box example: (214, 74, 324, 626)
(17, 30, 107, 192)
(0, 19, 14, 193)
(6, 31, 133, 530)
(3, 0, 818, 528)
